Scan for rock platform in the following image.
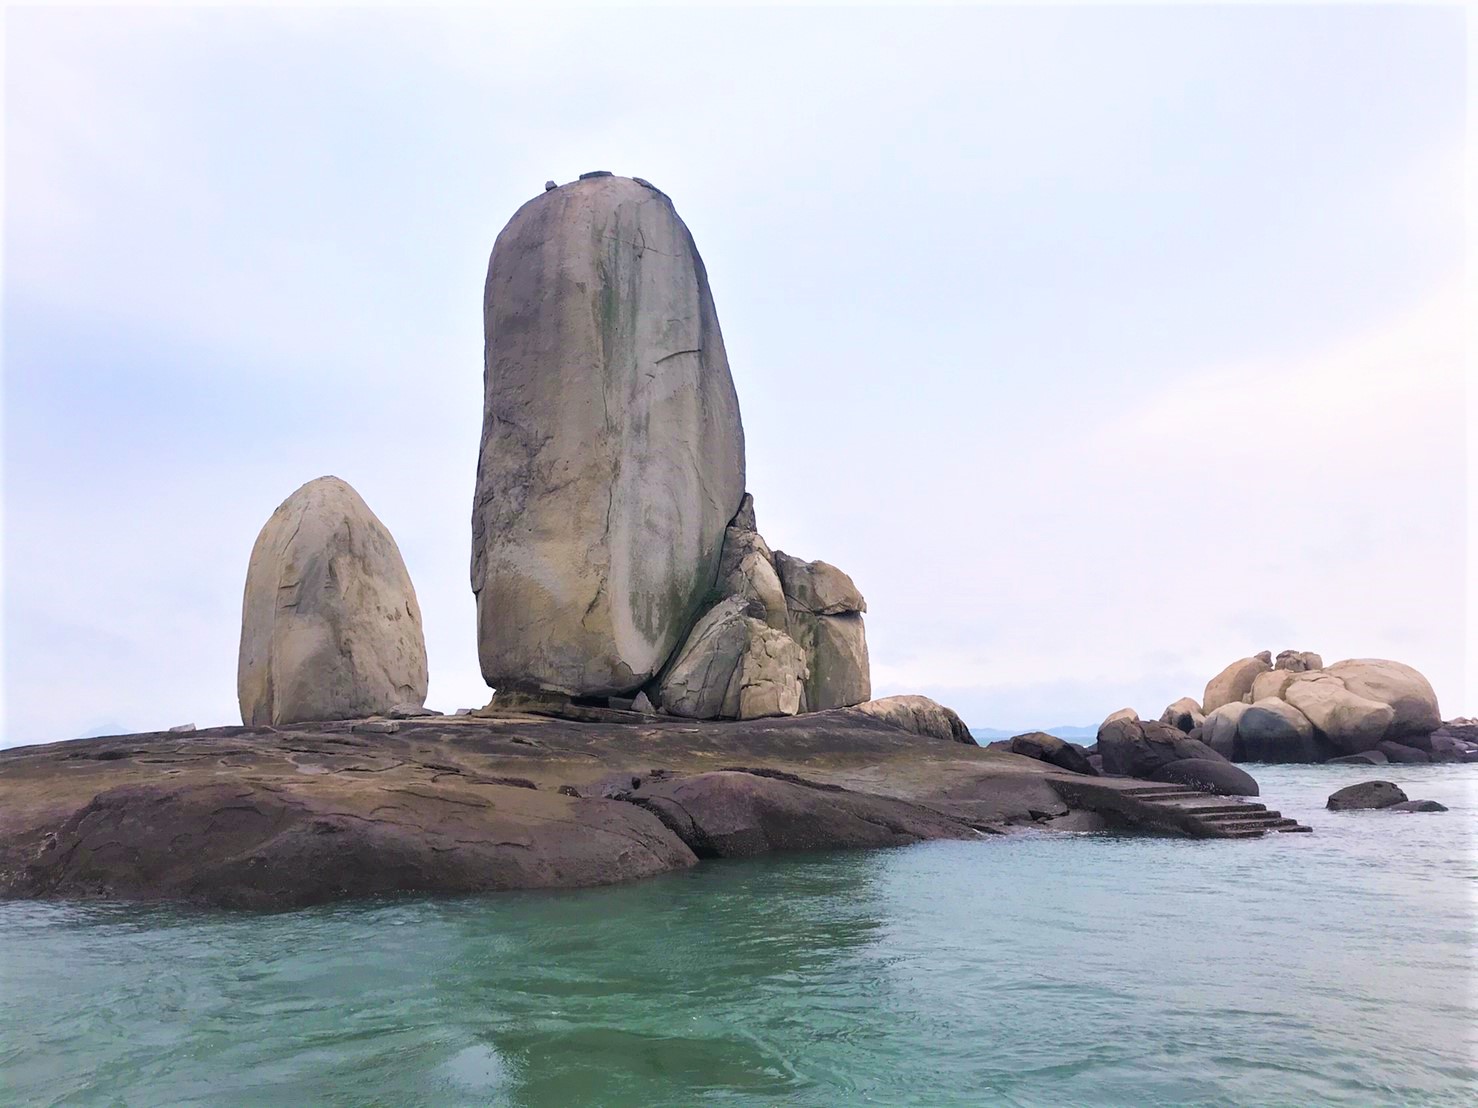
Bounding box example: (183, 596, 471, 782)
(1, 709, 1310, 910)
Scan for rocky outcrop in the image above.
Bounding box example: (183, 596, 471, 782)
(1158, 698, 1205, 734)
(1327, 781, 1407, 811)
(1202, 653, 1273, 714)
(237, 477, 428, 726)
(1007, 732, 1097, 776)
(1161, 651, 1444, 764)
(1096, 717, 1234, 779)
(1322, 660, 1441, 738)
(471, 174, 745, 699)
(655, 597, 806, 720)
(774, 552, 870, 711)
(0, 710, 1133, 909)
(709, 495, 787, 630)
(853, 696, 975, 745)
(1282, 675, 1393, 754)
(1275, 649, 1323, 672)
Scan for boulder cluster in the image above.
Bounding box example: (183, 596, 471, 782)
(1107, 650, 1474, 766)
(235, 173, 871, 726)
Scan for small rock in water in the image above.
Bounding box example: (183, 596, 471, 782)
(1386, 799, 1448, 813)
(168, 723, 196, 733)
(1327, 780, 1407, 811)
(353, 719, 400, 734)
(1326, 750, 1387, 765)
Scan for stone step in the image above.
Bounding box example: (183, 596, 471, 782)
(1196, 808, 1279, 822)
(1170, 803, 1270, 817)
(1276, 825, 1313, 833)
(1117, 786, 1194, 797)
(1207, 825, 1268, 838)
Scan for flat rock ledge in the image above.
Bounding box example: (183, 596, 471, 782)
(1, 711, 1289, 910)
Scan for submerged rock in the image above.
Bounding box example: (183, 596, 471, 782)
(1386, 799, 1447, 813)
(237, 477, 428, 726)
(471, 174, 745, 698)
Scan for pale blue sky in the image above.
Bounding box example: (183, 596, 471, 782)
(3, 5, 1469, 745)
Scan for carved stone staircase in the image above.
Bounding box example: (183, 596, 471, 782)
(1046, 777, 1313, 838)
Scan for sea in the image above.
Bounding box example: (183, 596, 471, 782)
(2, 763, 1474, 1106)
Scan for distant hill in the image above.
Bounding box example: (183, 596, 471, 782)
(969, 725, 1097, 742)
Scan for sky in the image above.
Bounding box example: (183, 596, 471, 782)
(2, 4, 1471, 746)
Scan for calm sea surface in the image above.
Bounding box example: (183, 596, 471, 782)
(2, 763, 1474, 1106)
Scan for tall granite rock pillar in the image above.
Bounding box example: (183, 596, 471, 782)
(472, 174, 746, 696)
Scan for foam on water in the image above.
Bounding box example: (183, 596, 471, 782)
(2, 763, 1474, 1106)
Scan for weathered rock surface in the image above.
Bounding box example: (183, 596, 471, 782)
(1322, 659, 1441, 739)
(1097, 718, 1229, 778)
(1250, 669, 1297, 704)
(1159, 697, 1205, 734)
(1327, 781, 1408, 811)
(625, 771, 975, 858)
(238, 477, 428, 726)
(1283, 675, 1394, 754)
(711, 497, 788, 630)
(471, 174, 745, 698)
(1008, 732, 1097, 776)
(1149, 758, 1259, 797)
(0, 711, 1113, 909)
(655, 597, 807, 720)
(1275, 650, 1323, 672)
(1237, 698, 1320, 763)
(853, 696, 975, 745)
(1102, 707, 1139, 727)
(1202, 655, 1273, 714)
(774, 552, 870, 711)
(1201, 702, 1249, 760)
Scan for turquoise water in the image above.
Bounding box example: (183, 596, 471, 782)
(3, 764, 1474, 1106)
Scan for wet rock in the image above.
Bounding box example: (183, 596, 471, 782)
(1238, 698, 1319, 763)
(1098, 718, 1218, 777)
(1327, 781, 1408, 811)
(1149, 758, 1259, 797)
(1375, 741, 1429, 764)
(1326, 750, 1388, 766)
(1386, 800, 1447, 813)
